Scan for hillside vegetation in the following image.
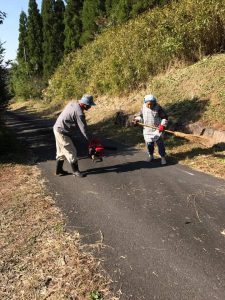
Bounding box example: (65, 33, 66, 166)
(44, 0, 225, 105)
(84, 54, 225, 129)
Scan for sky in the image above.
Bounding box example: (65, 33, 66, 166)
(0, 0, 42, 63)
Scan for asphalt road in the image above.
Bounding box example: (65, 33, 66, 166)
(4, 110, 225, 300)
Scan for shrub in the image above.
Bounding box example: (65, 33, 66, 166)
(10, 62, 46, 100)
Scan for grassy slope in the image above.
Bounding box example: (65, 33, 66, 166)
(87, 54, 225, 129)
(150, 54, 225, 129)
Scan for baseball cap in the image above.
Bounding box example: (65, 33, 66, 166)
(79, 94, 96, 106)
(144, 94, 157, 103)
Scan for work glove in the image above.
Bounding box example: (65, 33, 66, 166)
(132, 119, 139, 126)
(132, 116, 141, 126)
(158, 124, 165, 132)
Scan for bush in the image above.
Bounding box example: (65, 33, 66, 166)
(10, 62, 46, 100)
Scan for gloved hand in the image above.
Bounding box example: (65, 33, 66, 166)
(132, 119, 138, 126)
(132, 116, 142, 126)
(158, 124, 165, 132)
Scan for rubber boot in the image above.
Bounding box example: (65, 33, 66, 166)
(56, 160, 69, 176)
(148, 154, 154, 162)
(71, 161, 84, 178)
(161, 157, 167, 165)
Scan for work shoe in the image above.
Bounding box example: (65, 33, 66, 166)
(148, 155, 154, 162)
(57, 170, 70, 176)
(73, 170, 84, 178)
(56, 160, 69, 176)
(161, 157, 167, 165)
(71, 162, 84, 178)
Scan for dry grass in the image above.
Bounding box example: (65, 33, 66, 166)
(166, 140, 225, 179)
(0, 163, 118, 300)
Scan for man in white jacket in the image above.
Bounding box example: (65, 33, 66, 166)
(134, 94, 168, 165)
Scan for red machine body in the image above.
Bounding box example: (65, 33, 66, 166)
(88, 139, 104, 161)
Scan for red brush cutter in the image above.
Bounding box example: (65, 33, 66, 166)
(88, 138, 104, 162)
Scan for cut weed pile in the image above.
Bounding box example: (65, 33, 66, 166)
(0, 125, 118, 300)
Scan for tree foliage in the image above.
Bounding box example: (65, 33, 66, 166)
(106, 0, 170, 24)
(0, 11, 6, 24)
(80, 0, 103, 46)
(64, 0, 83, 54)
(0, 12, 9, 106)
(27, 0, 43, 76)
(11, 1, 44, 100)
(9, 62, 45, 99)
(0, 42, 8, 105)
(42, 0, 65, 78)
(17, 11, 28, 64)
(53, 0, 65, 63)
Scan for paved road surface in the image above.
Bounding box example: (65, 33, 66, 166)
(4, 110, 225, 300)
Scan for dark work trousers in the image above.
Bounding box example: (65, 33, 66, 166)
(147, 138, 166, 157)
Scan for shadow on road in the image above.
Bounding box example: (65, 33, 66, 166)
(3, 110, 139, 165)
(3, 109, 224, 169)
(85, 159, 172, 176)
